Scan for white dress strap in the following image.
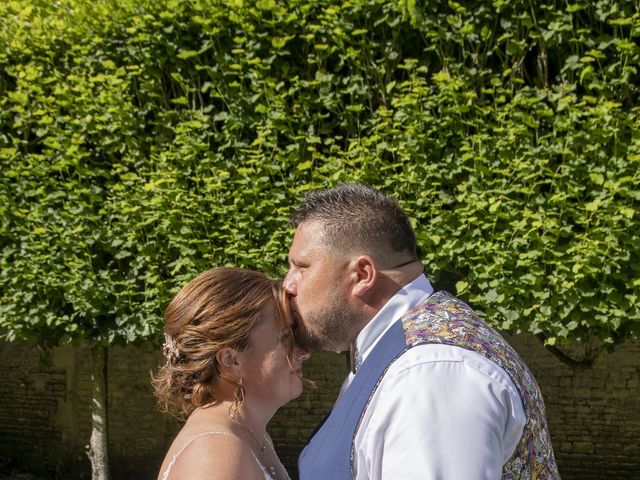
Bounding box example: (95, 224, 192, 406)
(161, 430, 285, 480)
(161, 430, 232, 480)
(249, 449, 276, 480)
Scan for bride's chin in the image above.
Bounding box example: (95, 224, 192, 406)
(291, 383, 303, 399)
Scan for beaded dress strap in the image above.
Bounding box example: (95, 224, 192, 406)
(161, 430, 281, 480)
(161, 430, 233, 480)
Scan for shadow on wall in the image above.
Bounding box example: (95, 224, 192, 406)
(0, 341, 179, 480)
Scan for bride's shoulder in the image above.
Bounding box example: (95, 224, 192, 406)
(159, 429, 263, 480)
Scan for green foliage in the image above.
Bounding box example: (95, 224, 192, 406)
(0, 0, 638, 348)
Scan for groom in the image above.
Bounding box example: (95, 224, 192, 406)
(283, 184, 560, 479)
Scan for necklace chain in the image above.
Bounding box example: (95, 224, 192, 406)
(234, 418, 278, 478)
(231, 416, 276, 479)
(240, 421, 267, 452)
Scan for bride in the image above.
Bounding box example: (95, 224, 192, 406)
(152, 267, 311, 480)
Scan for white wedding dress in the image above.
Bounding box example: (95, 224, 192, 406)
(161, 430, 290, 480)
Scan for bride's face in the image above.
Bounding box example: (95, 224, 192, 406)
(238, 303, 310, 409)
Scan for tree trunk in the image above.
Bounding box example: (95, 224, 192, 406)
(88, 344, 110, 480)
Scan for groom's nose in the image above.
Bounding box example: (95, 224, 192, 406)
(283, 269, 298, 295)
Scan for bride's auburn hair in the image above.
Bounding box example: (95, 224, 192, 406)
(151, 267, 292, 419)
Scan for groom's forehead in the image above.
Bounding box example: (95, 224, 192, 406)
(290, 222, 331, 254)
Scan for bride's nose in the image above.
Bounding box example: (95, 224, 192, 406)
(296, 345, 310, 362)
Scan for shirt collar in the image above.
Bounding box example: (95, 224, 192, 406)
(350, 273, 434, 373)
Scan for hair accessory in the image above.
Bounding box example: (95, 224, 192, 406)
(162, 333, 180, 361)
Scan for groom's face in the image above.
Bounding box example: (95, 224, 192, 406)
(284, 220, 356, 353)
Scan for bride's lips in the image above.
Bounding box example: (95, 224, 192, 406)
(288, 294, 301, 314)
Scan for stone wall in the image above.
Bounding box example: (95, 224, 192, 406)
(0, 336, 638, 479)
(0, 342, 178, 479)
(504, 335, 640, 480)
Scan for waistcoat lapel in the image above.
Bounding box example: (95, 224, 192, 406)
(298, 320, 406, 479)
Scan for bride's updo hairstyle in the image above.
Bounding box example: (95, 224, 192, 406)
(152, 267, 292, 419)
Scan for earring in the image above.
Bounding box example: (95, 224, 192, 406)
(229, 376, 245, 420)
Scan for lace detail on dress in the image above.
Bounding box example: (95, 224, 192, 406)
(253, 449, 277, 480)
(257, 435, 292, 480)
(160, 430, 285, 480)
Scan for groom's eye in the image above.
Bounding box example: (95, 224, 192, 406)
(292, 261, 308, 271)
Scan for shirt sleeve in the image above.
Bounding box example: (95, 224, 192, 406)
(353, 344, 526, 480)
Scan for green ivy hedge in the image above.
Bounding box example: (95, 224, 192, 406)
(0, 0, 638, 349)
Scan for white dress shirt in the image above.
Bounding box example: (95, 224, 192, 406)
(341, 274, 526, 479)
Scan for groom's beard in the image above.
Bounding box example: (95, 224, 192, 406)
(294, 290, 355, 353)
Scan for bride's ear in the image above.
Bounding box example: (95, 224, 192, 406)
(216, 347, 241, 376)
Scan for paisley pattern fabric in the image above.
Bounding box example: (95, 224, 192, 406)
(402, 291, 560, 479)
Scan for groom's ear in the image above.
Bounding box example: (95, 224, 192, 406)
(350, 255, 377, 297)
